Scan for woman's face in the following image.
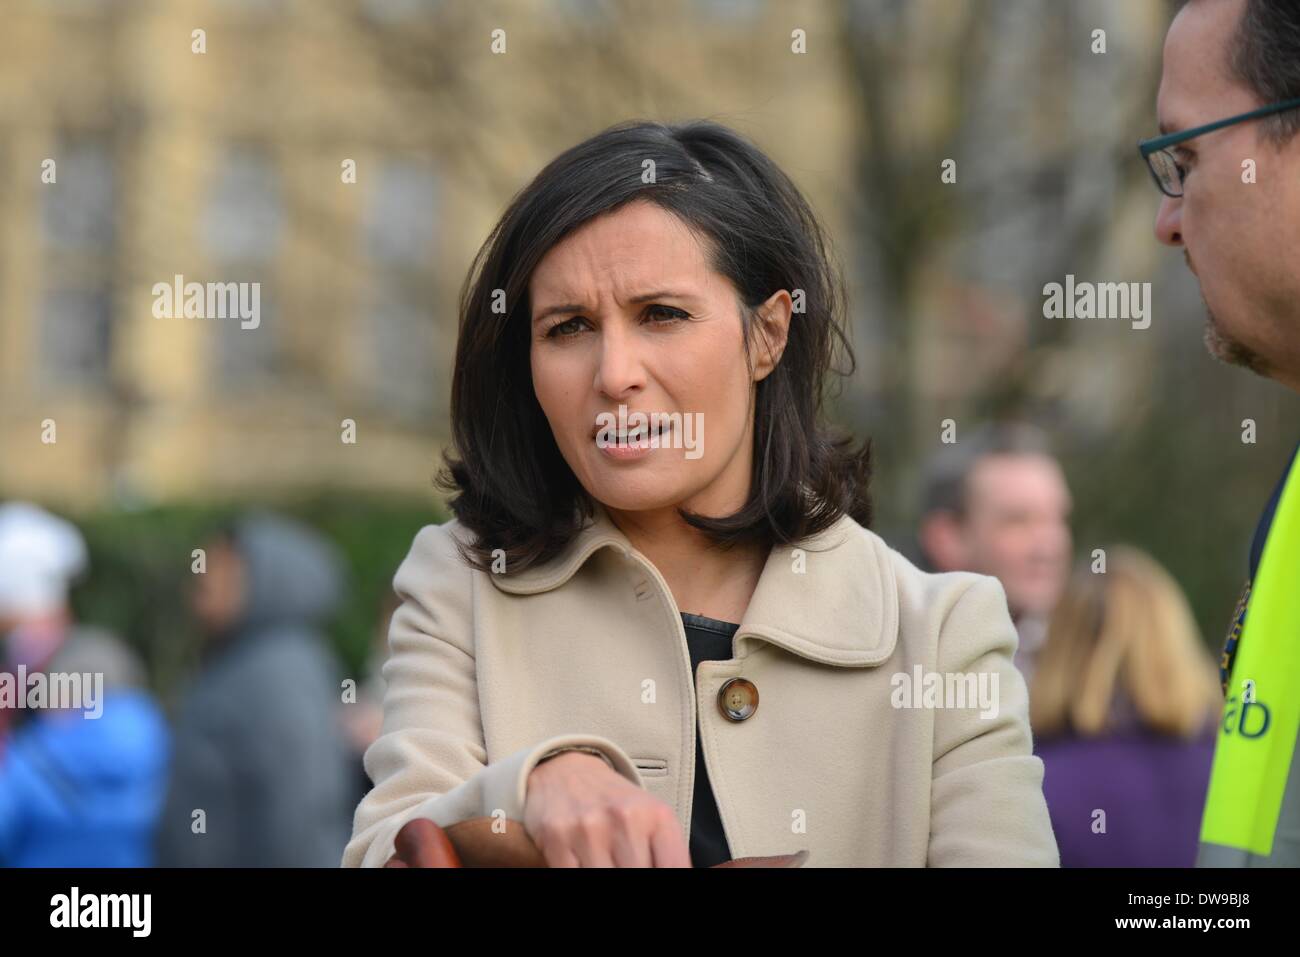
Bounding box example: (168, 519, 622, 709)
(529, 199, 789, 520)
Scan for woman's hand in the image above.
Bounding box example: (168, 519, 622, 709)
(524, 751, 692, 867)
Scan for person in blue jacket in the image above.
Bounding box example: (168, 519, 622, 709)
(0, 630, 171, 867)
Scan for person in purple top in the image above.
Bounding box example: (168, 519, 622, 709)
(1030, 546, 1221, 867)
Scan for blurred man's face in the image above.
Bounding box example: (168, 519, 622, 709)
(941, 455, 1073, 620)
(191, 538, 245, 636)
(1153, 0, 1300, 390)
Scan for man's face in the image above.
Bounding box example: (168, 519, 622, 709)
(190, 538, 245, 637)
(953, 455, 1073, 620)
(1154, 0, 1300, 390)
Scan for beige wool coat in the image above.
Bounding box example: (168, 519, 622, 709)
(342, 502, 1060, 867)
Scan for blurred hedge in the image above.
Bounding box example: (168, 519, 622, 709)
(66, 496, 446, 706)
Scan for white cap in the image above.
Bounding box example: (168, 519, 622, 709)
(0, 502, 89, 619)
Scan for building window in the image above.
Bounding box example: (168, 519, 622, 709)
(40, 136, 115, 387)
(363, 159, 439, 266)
(214, 0, 286, 13)
(364, 293, 436, 419)
(360, 0, 442, 24)
(210, 277, 279, 386)
(39, 286, 113, 387)
(361, 158, 440, 418)
(693, 0, 764, 20)
(202, 146, 282, 262)
(43, 0, 115, 14)
(42, 139, 114, 251)
(551, 0, 613, 19)
(203, 146, 282, 385)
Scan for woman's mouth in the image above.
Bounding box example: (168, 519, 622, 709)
(593, 419, 673, 458)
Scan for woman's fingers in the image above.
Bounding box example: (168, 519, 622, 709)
(609, 807, 663, 867)
(650, 813, 693, 868)
(385, 795, 685, 867)
(525, 750, 689, 866)
(574, 816, 624, 868)
(537, 829, 581, 868)
(541, 806, 683, 867)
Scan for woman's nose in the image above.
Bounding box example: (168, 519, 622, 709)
(1154, 195, 1183, 247)
(593, 325, 646, 398)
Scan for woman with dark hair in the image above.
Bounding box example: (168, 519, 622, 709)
(342, 119, 1058, 867)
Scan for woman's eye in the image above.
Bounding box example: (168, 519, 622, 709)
(645, 305, 688, 323)
(546, 316, 588, 338)
(544, 307, 685, 338)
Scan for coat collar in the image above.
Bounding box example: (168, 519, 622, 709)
(487, 501, 899, 668)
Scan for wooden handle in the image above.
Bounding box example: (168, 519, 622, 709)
(385, 817, 809, 867)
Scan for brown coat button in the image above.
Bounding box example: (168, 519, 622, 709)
(717, 677, 758, 721)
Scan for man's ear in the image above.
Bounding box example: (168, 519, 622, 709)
(749, 290, 793, 382)
(918, 511, 967, 573)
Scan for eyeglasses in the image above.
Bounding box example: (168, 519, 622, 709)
(1138, 96, 1300, 198)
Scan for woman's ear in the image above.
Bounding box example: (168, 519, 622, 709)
(749, 290, 793, 382)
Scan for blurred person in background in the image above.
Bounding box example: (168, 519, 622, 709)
(155, 511, 354, 867)
(1032, 546, 1221, 867)
(0, 502, 170, 867)
(916, 422, 1073, 686)
(0, 501, 91, 744)
(339, 589, 401, 812)
(1146, 0, 1300, 866)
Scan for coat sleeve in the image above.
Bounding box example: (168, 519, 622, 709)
(341, 523, 642, 868)
(927, 575, 1060, 867)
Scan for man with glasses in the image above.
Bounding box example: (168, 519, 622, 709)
(1143, 0, 1300, 867)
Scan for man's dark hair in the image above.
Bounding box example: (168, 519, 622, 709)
(437, 118, 872, 573)
(919, 422, 1057, 520)
(1230, 0, 1300, 141)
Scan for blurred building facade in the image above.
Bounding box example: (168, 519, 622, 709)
(0, 0, 856, 508)
(3, 0, 1298, 653)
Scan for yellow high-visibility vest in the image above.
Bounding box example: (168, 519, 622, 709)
(1200, 453, 1300, 860)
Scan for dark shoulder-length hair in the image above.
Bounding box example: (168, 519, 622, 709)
(437, 118, 872, 573)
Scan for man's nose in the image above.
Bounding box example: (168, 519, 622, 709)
(1154, 195, 1183, 247)
(594, 324, 646, 399)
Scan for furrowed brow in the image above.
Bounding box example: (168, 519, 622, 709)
(532, 302, 587, 326)
(532, 289, 694, 325)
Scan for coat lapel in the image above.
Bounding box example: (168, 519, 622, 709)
(487, 501, 898, 667)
